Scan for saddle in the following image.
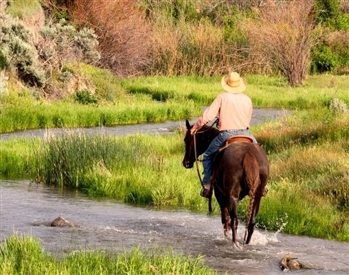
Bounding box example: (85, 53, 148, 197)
(217, 135, 253, 155)
(225, 135, 254, 145)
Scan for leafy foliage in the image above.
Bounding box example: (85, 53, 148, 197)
(0, 21, 46, 87)
(75, 89, 98, 105)
(39, 19, 100, 69)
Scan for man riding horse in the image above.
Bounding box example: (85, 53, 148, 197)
(190, 71, 258, 198)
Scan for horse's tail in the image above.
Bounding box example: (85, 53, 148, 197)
(242, 151, 260, 244)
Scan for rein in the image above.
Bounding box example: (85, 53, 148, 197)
(192, 118, 218, 187)
(192, 119, 218, 213)
(193, 134, 204, 187)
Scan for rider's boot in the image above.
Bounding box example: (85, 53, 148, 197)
(200, 177, 214, 198)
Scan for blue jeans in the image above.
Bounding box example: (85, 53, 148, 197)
(202, 129, 257, 185)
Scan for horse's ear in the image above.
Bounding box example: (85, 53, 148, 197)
(185, 119, 191, 130)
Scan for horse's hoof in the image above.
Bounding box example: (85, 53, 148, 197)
(233, 242, 243, 251)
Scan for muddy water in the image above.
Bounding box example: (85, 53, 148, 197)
(1, 109, 349, 274)
(1, 180, 348, 275)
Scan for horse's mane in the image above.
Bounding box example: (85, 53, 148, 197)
(199, 124, 219, 136)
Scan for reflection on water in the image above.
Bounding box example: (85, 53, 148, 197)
(1, 180, 348, 275)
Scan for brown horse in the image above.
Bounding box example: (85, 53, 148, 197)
(182, 120, 269, 245)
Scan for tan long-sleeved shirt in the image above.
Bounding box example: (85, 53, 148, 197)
(191, 92, 253, 132)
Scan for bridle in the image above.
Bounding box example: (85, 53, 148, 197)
(193, 134, 204, 187)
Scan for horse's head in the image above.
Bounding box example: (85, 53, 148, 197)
(182, 120, 196, 169)
(182, 120, 217, 169)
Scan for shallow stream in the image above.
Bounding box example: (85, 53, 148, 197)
(1, 180, 348, 275)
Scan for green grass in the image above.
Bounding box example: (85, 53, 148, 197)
(0, 138, 37, 179)
(246, 74, 349, 109)
(0, 235, 216, 275)
(5, 0, 42, 20)
(2, 71, 349, 133)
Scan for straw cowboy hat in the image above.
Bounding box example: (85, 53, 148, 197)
(221, 72, 246, 93)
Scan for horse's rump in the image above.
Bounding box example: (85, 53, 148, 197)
(213, 142, 268, 195)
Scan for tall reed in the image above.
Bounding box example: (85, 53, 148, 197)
(148, 19, 231, 76)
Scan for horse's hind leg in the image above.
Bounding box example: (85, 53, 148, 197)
(245, 175, 268, 244)
(221, 207, 231, 236)
(245, 194, 262, 244)
(228, 196, 239, 245)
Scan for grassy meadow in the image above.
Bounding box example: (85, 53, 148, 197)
(1, 72, 349, 273)
(1, 65, 349, 133)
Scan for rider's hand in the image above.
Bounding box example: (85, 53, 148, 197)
(190, 128, 197, 135)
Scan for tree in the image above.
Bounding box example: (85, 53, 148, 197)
(243, 0, 319, 86)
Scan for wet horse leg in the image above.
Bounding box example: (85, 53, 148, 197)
(221, 207, 231, 236)
(228, 196, 239, 244)
(245, 192, 263, 244)
(245, 175, 267, 244)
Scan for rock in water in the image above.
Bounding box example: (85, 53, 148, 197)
(51, 216, 74, 227)
(279, 256, 308, 271)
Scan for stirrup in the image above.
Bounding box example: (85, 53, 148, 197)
(200, 185, 212, 198)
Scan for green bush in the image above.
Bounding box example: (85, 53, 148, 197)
(75, 89, 98, 105)
(40, 19, 100, 68)
(1, 22, 46, 87)
(336, 13, 349, 31)
(0, 49, 6, 70)
(143, 0, 199, 22)
(222, 7, 249, 47)
(315, 0, 340, 25)
(311, 43, 340, 73)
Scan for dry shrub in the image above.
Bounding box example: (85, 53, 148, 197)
(242, 0, 319, 86)
(326, 30, 349, 74)
(340, 0, 349, 12)
(71, 0, 152, 76)
(327, 30, 349, 56)
(146, 24, 181, 76)
(234, 46, 273, 75)
(148, 20, 234, 76)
